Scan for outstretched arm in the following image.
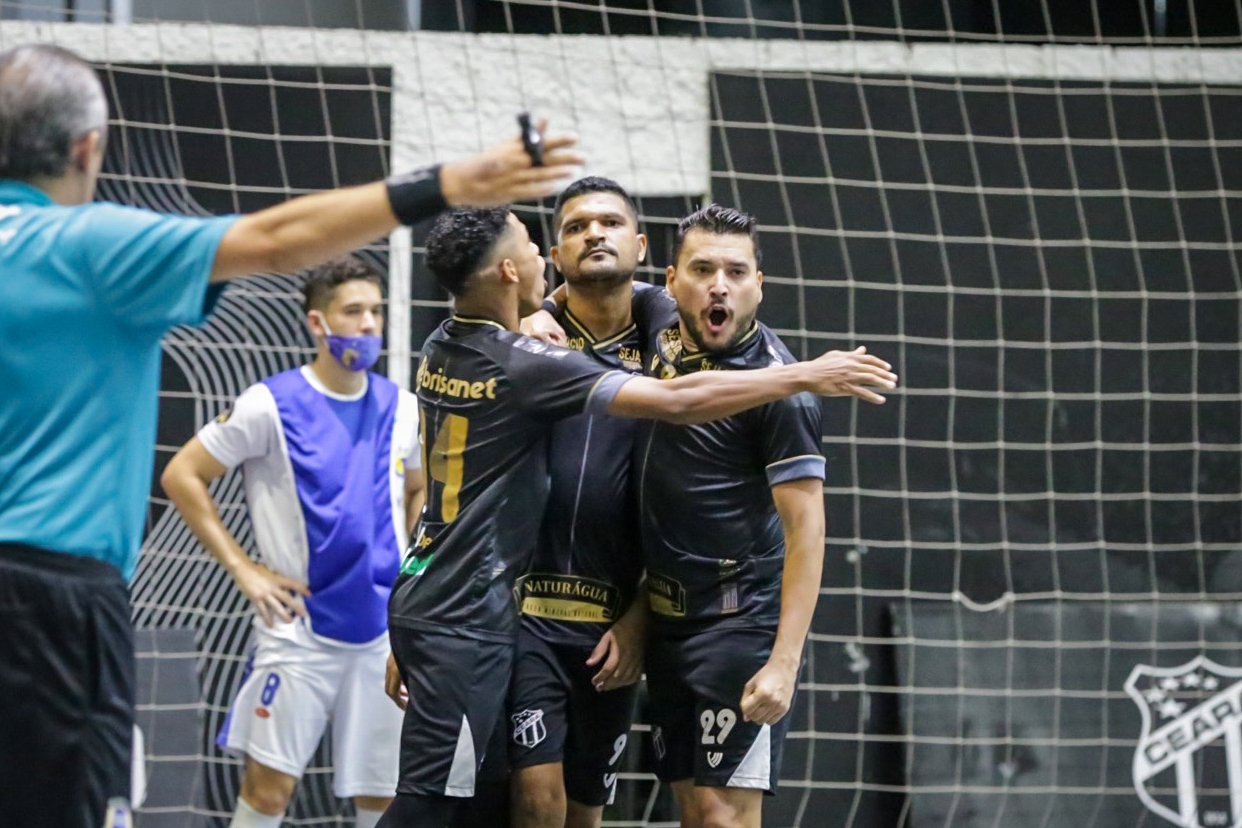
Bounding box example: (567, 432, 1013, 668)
(606, 346, 897, 424)
(740, 477, 825, 724)
(161, 438, 310, 626)
(210, 122, 582, 281)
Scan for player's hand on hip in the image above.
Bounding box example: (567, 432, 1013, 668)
(385, 652, 409, 711)
(802, 346, 898, 404)
(439, 117, 583, 206)
(739, 660, 797, 725)
(520, 309, 567, 346)
(232, 561, 310, 628)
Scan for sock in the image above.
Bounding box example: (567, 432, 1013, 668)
(356, 808, 383, 828)
(228, 796, 284, 828)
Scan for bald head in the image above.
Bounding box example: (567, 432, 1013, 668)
(0, 44, 107, 182)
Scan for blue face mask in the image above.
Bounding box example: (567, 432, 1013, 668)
(319, 317, 382, 372)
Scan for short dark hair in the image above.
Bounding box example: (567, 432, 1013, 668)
(552, 176, 637, 232)
(424, 207, 512, 296)
(0, 44, 108, 181)
(671, 203, 762, 268)
(302, 256, 384, 313)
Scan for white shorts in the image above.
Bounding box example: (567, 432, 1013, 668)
(218, 621, 402, 799)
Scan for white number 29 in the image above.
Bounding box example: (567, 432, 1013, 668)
(699, 708, 737, 745)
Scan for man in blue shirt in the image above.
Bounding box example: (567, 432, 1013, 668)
(0, 43, 582, 828)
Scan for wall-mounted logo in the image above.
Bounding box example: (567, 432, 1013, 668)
(1125, 656, 1242, 828)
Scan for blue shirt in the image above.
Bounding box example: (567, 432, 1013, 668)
(263, 369, 403, 644)
(0, 180, 237, 579)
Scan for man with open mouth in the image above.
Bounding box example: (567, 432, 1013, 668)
(632, 203, 878, 828)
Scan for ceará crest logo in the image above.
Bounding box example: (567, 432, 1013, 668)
(1126, 656, 1242, 828)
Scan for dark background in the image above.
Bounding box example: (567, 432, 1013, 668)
(75, 1, 1242, 825)
(424, 0, 1242, 44)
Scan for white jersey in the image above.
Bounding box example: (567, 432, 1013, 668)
(199, 365, 420, 646)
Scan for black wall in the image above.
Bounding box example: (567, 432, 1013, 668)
(113, 51, 1242, 828)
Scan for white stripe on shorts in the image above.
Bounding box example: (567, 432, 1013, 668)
(726, 723, 771, 789)
(445, 714, 476, 797)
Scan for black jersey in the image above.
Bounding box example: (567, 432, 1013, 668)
(634, 291, 826, 632)
(388, 315, 631, 641)
(518, 306, 646, 646)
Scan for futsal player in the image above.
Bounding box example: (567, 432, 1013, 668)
(633, 204, 832, 828)
(161, 259, 422, 828)
(0, 42, 579, 828)
(508, 177, 651, 828)
(377, 207, 895, 828)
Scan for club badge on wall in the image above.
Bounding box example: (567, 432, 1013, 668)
(1126, 656, 1242, 828)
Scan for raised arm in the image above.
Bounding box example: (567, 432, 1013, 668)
(211, 123, 582, 281)
(606, 346, 897, 424)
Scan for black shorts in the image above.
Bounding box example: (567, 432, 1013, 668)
(508, 628, 638, 807)
(389, 623, 513, 798)
(0, 543, 135, 828)
(645, 626, 795, 793)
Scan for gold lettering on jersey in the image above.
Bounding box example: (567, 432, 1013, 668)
(516, 574, 620, 623)
(617, 346, 643, 372)
(416, 359, 497, 400)
(646, 572, 687, 617)
(566, 336, 587, 352)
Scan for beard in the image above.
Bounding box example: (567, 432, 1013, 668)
(562, 260, 635, 289)
(678, 306, 758, 354)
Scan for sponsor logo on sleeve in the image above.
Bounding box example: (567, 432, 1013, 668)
(515, 337, 571, 358)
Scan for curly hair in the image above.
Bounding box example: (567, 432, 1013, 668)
(423, 207, 512, 296)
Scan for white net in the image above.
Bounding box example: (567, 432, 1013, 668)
(3, 2, 1241, 826)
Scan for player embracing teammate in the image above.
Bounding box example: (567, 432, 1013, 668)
(522, 192, 887, 828)
(387, 182, 894, 828)
(380, 191, 895, 827)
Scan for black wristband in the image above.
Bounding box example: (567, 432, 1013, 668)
(540, 297, 558, 315)
(385, 165, 448, 225)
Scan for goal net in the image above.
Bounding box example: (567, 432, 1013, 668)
(3, 2, 1239, 826)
